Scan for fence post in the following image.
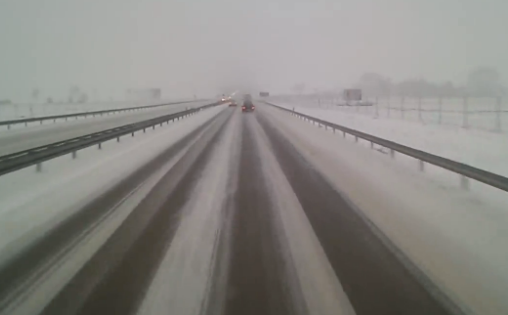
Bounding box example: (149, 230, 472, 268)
(462, 96, 469, 128)
(495, 96, 502, 132)
(438, 97, 443, 124)
(401, 96, 405, 118)
(375, 97, 379, 117)
(418, 96, 422, 121)
(386, 97, 390, 117)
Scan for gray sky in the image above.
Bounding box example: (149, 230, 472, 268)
(1, 0, 507, 101)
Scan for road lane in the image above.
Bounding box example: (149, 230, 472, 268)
(0, 109, 229, 315)
(221, 113, 297, 315)
(257, 110, 456, 315)
(41, 110, 234, 315)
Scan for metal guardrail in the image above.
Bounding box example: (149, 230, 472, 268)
(0, 102, 222, 176)
(0, 99, 206, 129)
(265, 101, 508, 193)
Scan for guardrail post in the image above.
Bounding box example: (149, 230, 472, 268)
(419, 160, 425, 172)
(342, 131, 346, 138)
(462, 96, 469, 128)
(152, 125, 155, 130)
(36, 162, 42, 173)
(390, 149, 395, 158)
(72, 151, 77, 159)
(370, 141, 374, 149)
(495, 96, 502, 132)
(131, 132, 134, 137)
(355, 136, 358, 142)
(7, 124, 10, 130)
(460, 175, 470, 190)
(117, 137, 120, 142)
(98, 143, 102, 150)
(143, 128, 146, 133)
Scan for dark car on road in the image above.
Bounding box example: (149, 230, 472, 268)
(242, 101, 255, 112)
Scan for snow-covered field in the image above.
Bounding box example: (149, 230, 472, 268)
(0, 100, 211, 156)
(0, 98, 198, 121)
(269, 95, 508, 133)
(266, 97, 508, 179)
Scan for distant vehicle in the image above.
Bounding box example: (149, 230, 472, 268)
(343, 89, 362, 101)
(242, 101, 255, 112)
(229, 100, 237, 107)
(243, 94, 252, 102)
(259, 92, 269, 97)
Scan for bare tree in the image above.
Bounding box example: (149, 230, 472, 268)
(357, 73, 392, 97)
(292, 83, 306, 95)
(31, 88, 40, 102)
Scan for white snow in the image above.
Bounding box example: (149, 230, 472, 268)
(0, 105, 226, 271)
(138, 110, 241, 315)
(268, 99, 508, 178)
(259, 104, 508, 315)
(249, 117, 356, 315)
(0, 100, 211, 156)
(0, 99, 200, 121)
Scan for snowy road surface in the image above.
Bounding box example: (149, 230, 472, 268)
(0, 100, 209, 156)
(0, 104, 506, 315)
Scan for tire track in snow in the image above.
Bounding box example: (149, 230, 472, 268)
(0, 108, 227, 315)
(249, 115, 356, 315)
(257, 110, 453, 315)
(41, 110, 234, 315)
(221, 114, 299, 315)
(136, 110, 241, 315)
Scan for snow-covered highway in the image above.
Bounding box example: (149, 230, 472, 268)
(0, 103, 506, 315)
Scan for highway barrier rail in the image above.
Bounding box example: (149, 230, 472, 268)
(0, 99, 206, 129)
(0, 102, 222, 176)
(265, 101, 508, 193)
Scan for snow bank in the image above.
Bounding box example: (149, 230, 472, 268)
(268, 100, 508, 178)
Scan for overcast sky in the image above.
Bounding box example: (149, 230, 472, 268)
(1, 0, 507, 101)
